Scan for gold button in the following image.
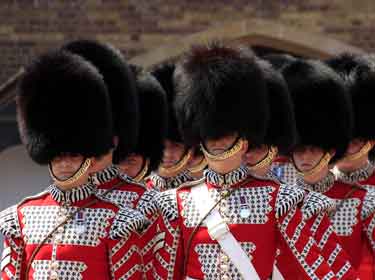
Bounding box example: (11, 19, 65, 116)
(221, 190, 229, 197)
(221, 254, 229, 262)
(54, 234, 62, 243)
(222, 275, 229, 280)
(57, 216, 66, 224)
(220, 264, 228, 271)
(50, 261, 59, 270)
(50, 270, 59, 280)
(57, 226, 64, 233)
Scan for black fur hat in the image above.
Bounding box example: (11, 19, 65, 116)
(62, 40, 139, 163)
(282, 59, 353, 162)
(130, 65, 168, 171)
(17, 50, 113, 164)
(349, 61, 375, 140)
(262, 53, 297, 71)
(325, 53, 367, 79)
(173, 43, 269, 146)
(257, 59, 297, 153)
(151, 62, 183, 143)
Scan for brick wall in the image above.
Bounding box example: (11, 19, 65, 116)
(1, 0, 375, 84)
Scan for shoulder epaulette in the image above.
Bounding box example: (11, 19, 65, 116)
(275, 184, 305, 218)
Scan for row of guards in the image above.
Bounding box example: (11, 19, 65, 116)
(1, 39, 375, 280)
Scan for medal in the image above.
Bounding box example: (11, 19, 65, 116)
(75, 211, 86, 235)
(272, 166, 283, 179)
(239, 196, 250, 218)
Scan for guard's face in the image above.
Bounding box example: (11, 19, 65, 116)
(292, 146, 325, 172)
(244, 144, 269, 166)
(161, 140, 186, 168)
(204, 134, 239, 155)
(345, 138, 367, 156)
(118, 154, 144, 178)
(51, 154, 85, 180)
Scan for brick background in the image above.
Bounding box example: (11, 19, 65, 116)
(1, 0, 375, 84)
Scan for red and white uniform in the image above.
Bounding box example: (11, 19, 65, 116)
(146, 171, 194, 192)
(154, 166, 337, 280)
(92, 165, 160, 280)
(0, 182, 146, 280)
(271, 156, 298, 186)
(334, 162, 375, 280)
(297, 171, 375, 278)
(257, 173, 357, 279)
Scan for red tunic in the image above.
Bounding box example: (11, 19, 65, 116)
(299, 172, 375, 275)
(0, 183, 146, 280)
(335, 163, 375, 280)
(92, 165, 159, 280)
(153, 167, 337, 280)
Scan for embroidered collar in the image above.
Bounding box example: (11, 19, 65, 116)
(149, 171, 193, 191)
(90, 165, 119, 185)
(204, 165, 249, 188)
(296, 172, 335, 193)
(49, 183, 96, 204)
(335, 161, 375, 184)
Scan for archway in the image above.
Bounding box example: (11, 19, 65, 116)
(130, 18, 363, 68)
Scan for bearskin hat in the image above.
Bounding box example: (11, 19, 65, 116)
(173, 43, 269, 146)
(17, 50, 113, 164)
(282, 59, 353, 162)
(257, 59, 297, 153)
(349, 61, 375, 140)
(262, 53, 297, 71)
(130, 65, 168, 171)
(151, 62, 183, 143)
(62, 40, 139, 163)
(325, 53, 367, 79)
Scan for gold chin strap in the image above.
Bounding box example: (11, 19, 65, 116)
(201, 138, 245, 161)
(342, 141, 374, 162)
(247, 146, 278, 172)
(49, 158, 92, 187)
(158, 149, 193, 177)
(298, 152, 332, 178)
(188, 157, 208, 174)
(133, 158, 150, 182)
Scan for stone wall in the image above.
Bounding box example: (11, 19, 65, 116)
(0, 0, 374, 84)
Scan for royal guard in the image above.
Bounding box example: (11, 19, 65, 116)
(62, 40, 147, 211)
(244, 59, 357, 279)
(146, 62, 194, 191)
(328, 54, 375, 280)
(153, 43, 337, 280)
(283, 58, 375, 276)
(118, 64, 168, 184)
(117, 64, 169, 280)
(62, 41, 164, 279)
(261, 53, 299, 185)
(0, 50, 147, 280)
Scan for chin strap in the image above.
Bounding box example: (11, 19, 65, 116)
(49, 158, 92, 187)
(296, 152, 332, 178)
(201, 138, 245, 161)
(342, 141, 373, 162)
(158, 149, 192, 177)
(247, 146, 278, 172)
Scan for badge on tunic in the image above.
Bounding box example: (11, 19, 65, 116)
(272, 166, 283, 179)
(239, 196, 250, 218)
(74, 211, 86, 235)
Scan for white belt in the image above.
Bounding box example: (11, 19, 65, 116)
(191, 183, 261, 280)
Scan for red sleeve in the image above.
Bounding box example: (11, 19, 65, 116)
(276, 206, 338, 280)
(1, 237, 25, 280)
(309, 213, 357, 279)
(108, 230, 144, 280)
